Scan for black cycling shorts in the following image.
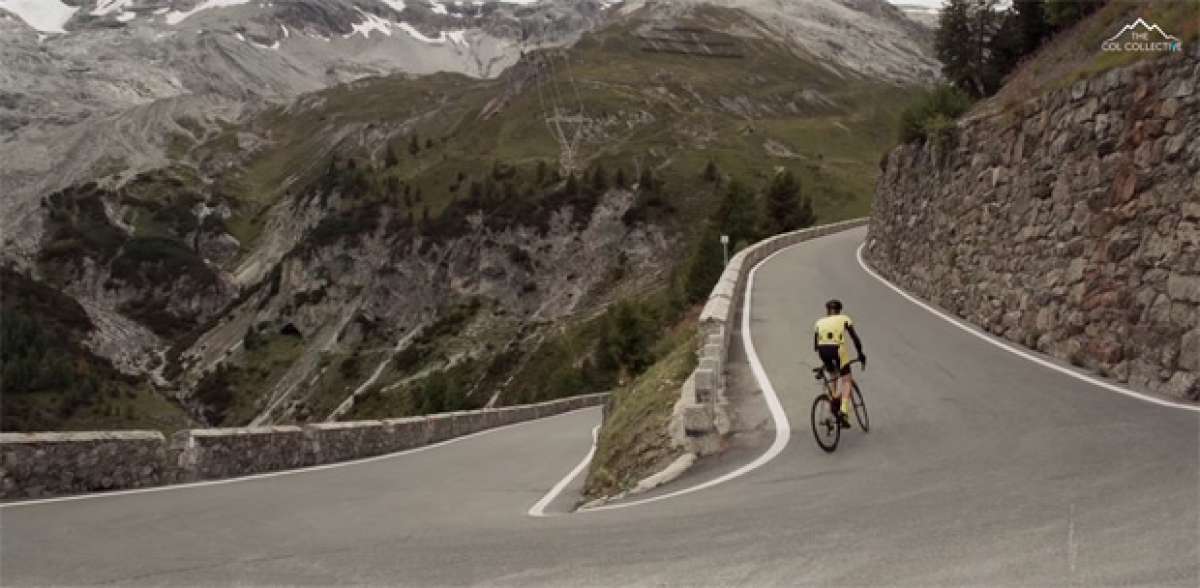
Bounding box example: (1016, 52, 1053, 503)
(818, 345, 851, 376)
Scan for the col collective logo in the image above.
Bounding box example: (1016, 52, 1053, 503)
(1102, 17, 1182, 53)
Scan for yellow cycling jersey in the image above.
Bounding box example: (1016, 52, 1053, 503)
(815, 314, 854, 346)
(815, 314, 854, 362)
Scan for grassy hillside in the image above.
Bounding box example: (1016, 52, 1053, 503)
(986, 0, 1198, 114)
(193, 5, 920, 264)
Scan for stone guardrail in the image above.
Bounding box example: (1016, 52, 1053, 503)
(668, 219, 870, 455)
(0, 393, 608, 500)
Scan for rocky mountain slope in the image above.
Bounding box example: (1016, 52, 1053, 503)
(1, 0, 936, 431)
(0, 0, 613, 263)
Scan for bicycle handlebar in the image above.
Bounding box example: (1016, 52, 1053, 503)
(811, 358, 866, 378)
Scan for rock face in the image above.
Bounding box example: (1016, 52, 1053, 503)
(866, 55, 1200, 401)
(637, 0, 939, 85)
(0, 0, 612, 260)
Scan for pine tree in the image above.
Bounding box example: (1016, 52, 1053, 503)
(384, 145, 399, 168)
(797, 192, 815, 229)
(601, 301, 654, 377)
(536, 160, 548, 185)
(936, 0, 1005, 98)
(409, 134, 421, 157)
(638, 167, 656, 193)
(702, 160, 720, 183)
(716, 179, 758, 247)
(1013, 0, 1047, 56)
(564, 173, 579, 195)
(683, 224, 725, 303)
(614, 167, 627, 189)
(986, 10, 1024, 94)
(762, 170, 803, 235)
(1044, 0, 1104, 30)
(936, 0, 976, 96)
(591, 165, 608, 192)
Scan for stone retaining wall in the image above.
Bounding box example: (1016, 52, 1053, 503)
(1, 394, 608, 500)
(669, 218, 870, 454)
(866, 53, 1199, 400)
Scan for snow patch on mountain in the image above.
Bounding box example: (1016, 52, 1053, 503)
(0, 0, 78, 33)
(342, 7, 470, 45)
(396, 20, 452, 43)
(345, 9, 396, 38)
(92, 0, 134, 16)
(166, 0, 253, 26)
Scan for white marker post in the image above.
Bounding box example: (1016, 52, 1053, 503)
(720, 234, 729, 267)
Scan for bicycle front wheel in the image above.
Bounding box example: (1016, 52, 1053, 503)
(811, 395, 840, 452)
(852, 383, 869, 432)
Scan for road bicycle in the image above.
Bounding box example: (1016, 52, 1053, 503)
(810, 358, 868, 452)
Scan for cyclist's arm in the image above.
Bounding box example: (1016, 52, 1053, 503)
(812, 331, 819, 353)
(846, 324, 864, 358)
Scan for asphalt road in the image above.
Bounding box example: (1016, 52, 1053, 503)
(4, 227, 1198, 586)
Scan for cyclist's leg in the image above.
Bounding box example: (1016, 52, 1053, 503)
(843, 372, 854, 415)
(818, 346, 841, 403)
(836, 346, 852, 415)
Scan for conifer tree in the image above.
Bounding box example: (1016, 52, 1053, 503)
(683, 224, 724, 303)
(936, 0, 977, 96)
(638, 167, 656, 193)
(762, 170, 807, 235)
(1013, 0, 1047, 56)
(716, 179, 758, 247)
(591, 165, 608, 192)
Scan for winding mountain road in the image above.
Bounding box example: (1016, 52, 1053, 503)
(4, 227, 1197, 586)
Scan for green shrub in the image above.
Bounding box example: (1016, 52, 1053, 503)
(683, 224, 725, 304)
(898, 85, 973, 144)
(195, 364, 237, 425)
(600, 301, 657, 378)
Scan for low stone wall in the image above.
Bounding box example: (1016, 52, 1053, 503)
(0, 394, 608, 500)
(867, 53, 1199, 400)
(670, 218, 870, 454)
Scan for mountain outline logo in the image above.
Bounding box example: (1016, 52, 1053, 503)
(1102, 17, 1182, 53)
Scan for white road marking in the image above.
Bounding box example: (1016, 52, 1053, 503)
(855, 242, 1200, 413)
(527, 426, 599, 517)
(1068, 502, 1078, 578)
(1, 406, 602, 509)
(569, 243, 797, 512)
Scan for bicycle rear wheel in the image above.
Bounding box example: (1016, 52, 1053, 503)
(851, 383, 869, 432)
(811, 394, 840, 452)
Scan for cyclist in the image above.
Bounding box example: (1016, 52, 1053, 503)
(814, 299, 866, 428)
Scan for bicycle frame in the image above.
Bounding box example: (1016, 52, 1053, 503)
(812, 358, 863, 392)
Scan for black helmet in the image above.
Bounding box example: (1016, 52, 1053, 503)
(825, 299, 843, 313)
